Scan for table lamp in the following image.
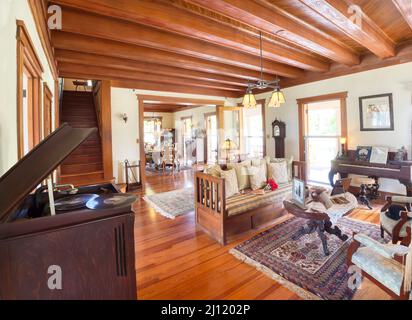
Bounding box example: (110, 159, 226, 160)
(222, 138, 237, 162)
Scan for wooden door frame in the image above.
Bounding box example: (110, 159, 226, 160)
(297, 91, 348, 161)
(204, 112, 216, 164)
(216, 106, 244, 162)
(43, 83, 53, 138)
(16, 20, 44, 159)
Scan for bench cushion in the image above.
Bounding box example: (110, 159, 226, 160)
(352, 247, 405, 296)
(226, 182, 292, 217)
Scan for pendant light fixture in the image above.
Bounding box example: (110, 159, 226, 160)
(242, 31, 286, 108)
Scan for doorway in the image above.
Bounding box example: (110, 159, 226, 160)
(205, 112, 217, 164)
(298, 92, 347, 185)
(181, 116, 193, 165)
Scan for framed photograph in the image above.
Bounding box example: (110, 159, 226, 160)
(292, 178, 306, 209)
(355, 146, 372, 162)
(369, 146, 389, 164)
(359, 93, 394, 131)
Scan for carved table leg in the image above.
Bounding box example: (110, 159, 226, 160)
(324, 220, 349, 241)
(359, 184, 373, 209)
(292, 220, 317, 240)
(317, 222, 330, 256)
(328, 169, 337, 187)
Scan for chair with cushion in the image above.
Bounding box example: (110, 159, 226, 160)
(347, 228, 411, 300)
(380, 196, 412, 245)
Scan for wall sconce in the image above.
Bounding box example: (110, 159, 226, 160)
(121, 113, 128, 123)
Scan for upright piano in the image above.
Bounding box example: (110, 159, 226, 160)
(329, 150, 412, 196)
(0, 124, 137, 299)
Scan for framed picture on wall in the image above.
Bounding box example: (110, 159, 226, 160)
(359, 93, 394, 131)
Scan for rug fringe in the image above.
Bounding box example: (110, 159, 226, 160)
(229, 248, 322, 301)
(143, 196, 177, 220)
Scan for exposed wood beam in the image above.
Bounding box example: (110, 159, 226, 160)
(281, 41, 412, 89)
(55, 49, 248, 87)
(62, 73, 240, 98)
(393, 0, 412, 30)
(188, 0, 358, 65)
(299, 0, 395, 58)
(58, 62, 244, 93)
(52, 31, 292, 81)
(139, 95, 224, 106)
(58, 7, 304, 78)
(51, 0, 329, 72)
(144, 103, 206, 112)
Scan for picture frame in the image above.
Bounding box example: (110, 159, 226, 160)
(355, 146, 372, 162)
(292, 178, 306, 209)
(359, 93, 394, 131)
(369, 146, 389, 164)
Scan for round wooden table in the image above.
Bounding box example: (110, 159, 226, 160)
(283, 199, 351, 256)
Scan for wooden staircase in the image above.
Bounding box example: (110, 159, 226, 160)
(60, 91, 105, 186)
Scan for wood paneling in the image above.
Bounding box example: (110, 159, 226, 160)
(57, 7, 304, 78)
(58, 62, 244, 93)
(43, 83, 53, 138)
(55, 50, 249, 88)
(393, 0, 412, 30)
(51, 0, 329, 72)
(188, 0, 358, 65)
(299, 0, 395, 58)
(52, 31, 283, 82)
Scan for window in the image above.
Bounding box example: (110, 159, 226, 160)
(144, 117, 162, 148)
(243, 102, 264, 158)
(298, 92, 347, 185)
(181, 116, 193, 165)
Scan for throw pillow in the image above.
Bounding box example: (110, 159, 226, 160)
(227, 161, 251, 191)
(248, 163, 267, 190)
(204, 164, 222, 177)
(220, 169, 239, 198)
(268, 161, 289, 184)
(271, 156, 294, 181)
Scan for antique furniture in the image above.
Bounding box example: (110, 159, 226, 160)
(195, 160, 306, 245)
(0, 124, 137, 299)
(162, 145, 180, 173)
(272, 119, 286, 158)
(329, 150, 412, 196)
(283, 200, 349, 256)
(124, 159, 142, 192)
(347, 228, 411, 300)
(380, 196, 412, 245)
(353, 177, 378, 209)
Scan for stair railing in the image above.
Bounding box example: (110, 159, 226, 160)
(92, 80, 103, 138)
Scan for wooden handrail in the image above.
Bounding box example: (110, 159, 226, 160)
(92, 81, 103, 138)
(195, 172, 225, 217)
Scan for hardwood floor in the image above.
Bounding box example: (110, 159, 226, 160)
(132, 170, 390, 300)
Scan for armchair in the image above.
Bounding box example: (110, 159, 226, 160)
(380, 196, 412, 245)
(347, 228, 411, 299)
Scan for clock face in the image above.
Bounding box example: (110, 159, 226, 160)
(274, 125, 280, 137)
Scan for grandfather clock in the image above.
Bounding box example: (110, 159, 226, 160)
(272, 119, 286, 158)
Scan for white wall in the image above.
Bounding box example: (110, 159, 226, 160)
(111, 88, 140, 183)
(254, 62, 412, 194)
(0, 0, 56, 175)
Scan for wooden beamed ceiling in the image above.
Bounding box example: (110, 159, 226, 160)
(46, 0, 412, 97)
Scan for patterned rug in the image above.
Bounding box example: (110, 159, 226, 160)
(230, 216, 390, 300)
(143, 188, 194, 219)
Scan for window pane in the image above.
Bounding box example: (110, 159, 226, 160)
(306, 100, 341, 136)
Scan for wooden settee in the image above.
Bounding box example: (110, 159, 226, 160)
(194, 161, 306, 245)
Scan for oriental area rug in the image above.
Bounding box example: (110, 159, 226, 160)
(143, 188, 194, 219)
(230, 217, 390, 300)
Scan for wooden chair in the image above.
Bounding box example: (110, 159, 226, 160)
(162, 145, 179, 174)
(380, 196, 412, 245)
(347, 227, 411, 300)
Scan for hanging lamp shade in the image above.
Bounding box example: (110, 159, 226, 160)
(242, 91, 257, 109)
(268, 88, 286, 108)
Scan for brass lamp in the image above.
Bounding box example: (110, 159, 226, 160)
(222, 138, 237, 162)
(340, 137, 347, 157)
